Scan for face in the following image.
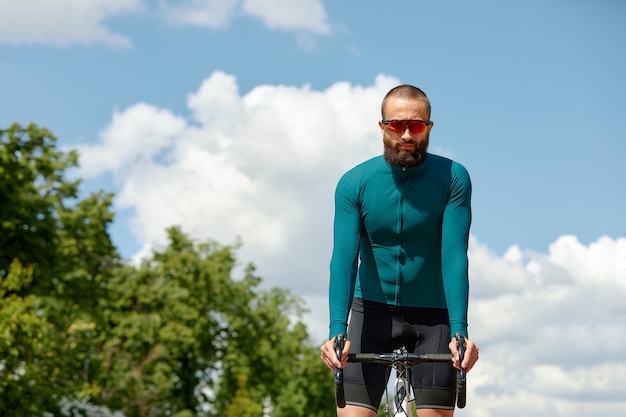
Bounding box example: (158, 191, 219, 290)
(379, 97, 433, 167)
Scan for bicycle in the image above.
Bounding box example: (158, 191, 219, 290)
(334, 333, 467, 416)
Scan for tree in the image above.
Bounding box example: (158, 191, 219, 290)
(214, 278, 336, 417)
(269, 345, 336, 417)
(1, 123, 337, 416)
(90, 227, 337, 417)
(0, 259, 50, 414)
(0, 123, 119, 414)
(91, 227, 234, 416)
(0, 123, 117, 297)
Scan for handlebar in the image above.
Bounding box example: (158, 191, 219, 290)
(334, 333, 468, 409)
(346, 352, 452, 363)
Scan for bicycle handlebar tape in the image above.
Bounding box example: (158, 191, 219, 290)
(334, 334, 346, 408)
(455, 333, 467, 409)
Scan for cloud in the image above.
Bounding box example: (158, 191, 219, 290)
(78, 72, 626, 415)
(159, 0, 240, 28)
(0, 0, 331, 47)
(79, 70, 395, 290)
(163, 0, 330, 34)
(78, 103, 187, 176)
(241, 0, 331, 34)
(467, 234, 626, 416)
(0, 0, 142, 48)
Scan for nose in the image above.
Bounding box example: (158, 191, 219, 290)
(400, 125, 413, 139)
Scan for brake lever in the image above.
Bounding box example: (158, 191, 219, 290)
(455, 332, 466, 382)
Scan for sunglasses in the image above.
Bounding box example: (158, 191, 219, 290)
(381, 119, 433, 134)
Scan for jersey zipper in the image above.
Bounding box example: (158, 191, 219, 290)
(395, 167, 406, 305)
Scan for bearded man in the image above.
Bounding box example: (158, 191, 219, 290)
(320, 85, 479, 417)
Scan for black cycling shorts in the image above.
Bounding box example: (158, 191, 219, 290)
(342, 298, 456, 411)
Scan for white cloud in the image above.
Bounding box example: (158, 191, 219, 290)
(242, 0, 330, 34)
(0, 0, 142, 48)
(79, 70, 395, 289)
(78, 73, 626, 415)
(77, 103, 187, 176)
(549, 235, 626, 286)
(159, 0, 239, 28)
(162, 0, 330, 34)
(467, 234, 626, 416)
(0, 0, 330, 47)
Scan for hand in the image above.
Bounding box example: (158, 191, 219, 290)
(320, 336, 352, 370)
(449, 336, 479, 372)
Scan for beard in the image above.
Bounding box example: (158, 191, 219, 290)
(383, 138, 427, 168)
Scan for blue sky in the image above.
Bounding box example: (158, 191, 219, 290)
(3, 0, 625, 257)
(2, 1, 626, 416)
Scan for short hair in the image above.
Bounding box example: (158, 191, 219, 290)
(381, 85, 431, 119)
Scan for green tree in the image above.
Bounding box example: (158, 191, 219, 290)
(0, 259, 50, 414)
(224, 375, 264, 417)
(91, 227, 233, 416)
(92, 227, 336, 417)
(213, 264, 335, 417)
(0, 123, 119, 414)
(1, 123, 338, 416)
(270, 346, 336, 417)
(0, 123, 117, 297)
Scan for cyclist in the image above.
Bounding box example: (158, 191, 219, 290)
(320, 85, 479, 417)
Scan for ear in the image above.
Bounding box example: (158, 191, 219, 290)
(378, 120, 385, 133)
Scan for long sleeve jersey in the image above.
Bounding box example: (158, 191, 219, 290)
(328, 153, 472, 339)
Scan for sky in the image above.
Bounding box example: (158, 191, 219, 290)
(1, 0, 626, 416)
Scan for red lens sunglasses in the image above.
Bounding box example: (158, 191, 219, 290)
(382, 119, 433, 134)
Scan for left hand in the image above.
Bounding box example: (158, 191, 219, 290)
(449, 336, 479, 372)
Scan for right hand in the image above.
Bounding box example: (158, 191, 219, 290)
(320, 335, 351, 370)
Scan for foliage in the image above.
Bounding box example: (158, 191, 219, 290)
(0, 123, 119, 414)
(214, 275, 336, 417)
(270, 346, 336, 417)
(94, 228, 336, 417)
(92, 227, 236, 416)
(0, 258, 51, 414)
(49, 398, 126, 417)
(0, 123, 117, 299)
(0, 123, 337, 416)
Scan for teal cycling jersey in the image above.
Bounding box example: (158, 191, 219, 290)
(328, 153, 472, 339)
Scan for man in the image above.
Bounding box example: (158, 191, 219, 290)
(320, 85, 479, 417)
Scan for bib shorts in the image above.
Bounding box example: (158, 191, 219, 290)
(342, 298, 456, 411)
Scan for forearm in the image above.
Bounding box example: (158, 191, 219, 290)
(441, 166, 472, 338)
(328, 184, 361, 338)
(328, 245, 358, 338)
